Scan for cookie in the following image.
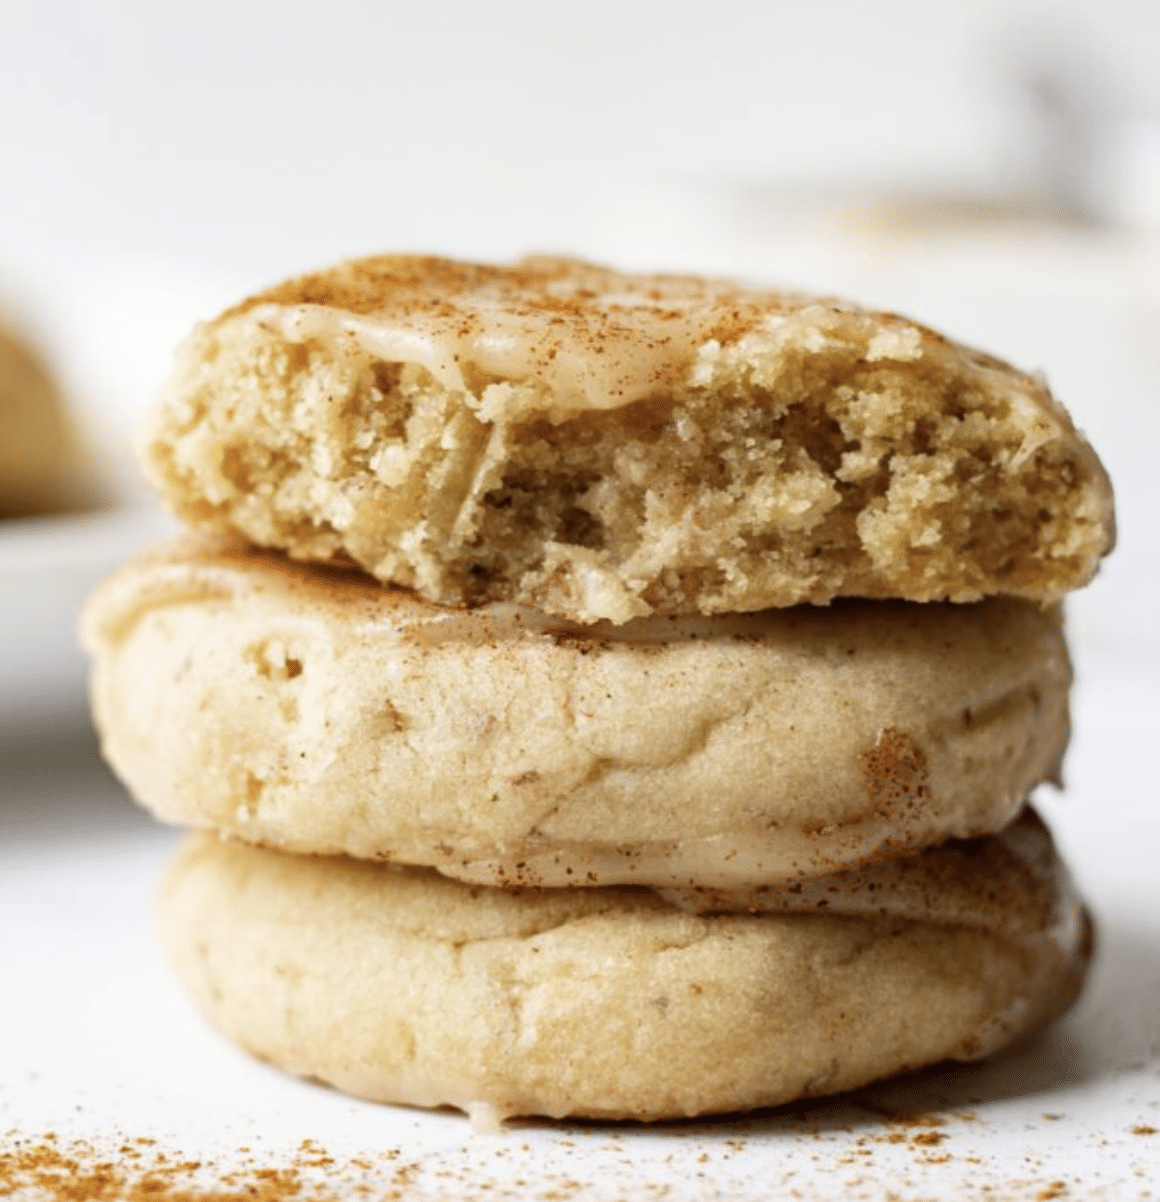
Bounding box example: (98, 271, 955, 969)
(159, 808, 1090, 1122)
(0, 320, 93, 519)
(82, 533, 1072, 888)
(140, 256, 1114, 624)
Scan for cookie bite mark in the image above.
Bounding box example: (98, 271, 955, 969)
(140, 255, 1115, 624)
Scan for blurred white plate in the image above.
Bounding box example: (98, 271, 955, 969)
(0, 504, 174, 734)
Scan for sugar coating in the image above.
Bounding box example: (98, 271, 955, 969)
(140, 256, 1115, 624)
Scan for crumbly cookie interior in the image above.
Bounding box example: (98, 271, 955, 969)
(145, 300, 1112, 623)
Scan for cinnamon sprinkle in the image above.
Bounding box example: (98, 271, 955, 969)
(0, 1134, 325, 1202)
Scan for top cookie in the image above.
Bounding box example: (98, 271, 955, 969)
(141, 256, 1115, 623)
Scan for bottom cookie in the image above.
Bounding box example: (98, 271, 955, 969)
(159, 813, 1090, 1123)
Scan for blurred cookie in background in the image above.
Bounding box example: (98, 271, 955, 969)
(0, 317, 103, 520)
(0, 306, 162, 736)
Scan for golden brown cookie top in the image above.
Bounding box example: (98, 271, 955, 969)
(221, 254, 1018, 416)
(225, 255, 784, 407)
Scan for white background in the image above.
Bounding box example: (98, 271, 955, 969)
(2, 0, 1159, 275)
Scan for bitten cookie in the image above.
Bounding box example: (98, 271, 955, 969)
(159, 809, 1090, 1123)
(83, 534, 1072, 888)
(140, 256, 1114, 624)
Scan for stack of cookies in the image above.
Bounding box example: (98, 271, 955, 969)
(81, 257, 1114, 1124)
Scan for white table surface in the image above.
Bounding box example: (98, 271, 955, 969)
(2, 637, 1158, 1200)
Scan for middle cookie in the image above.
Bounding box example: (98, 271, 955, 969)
(83, 534, 1071, 888)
